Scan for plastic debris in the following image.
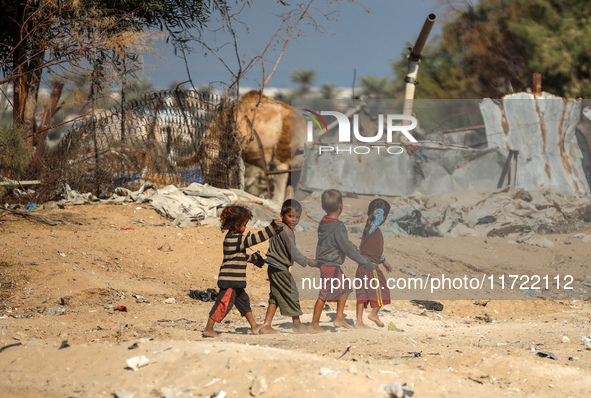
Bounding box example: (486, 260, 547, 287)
(536, 351, 559, 360)
(126, 355, 152, 371)
(114, 391, 136, 398)
(114, 305, 128, 312)
(388, 323, 405, 332)
(164, 298, 176, 304)
(132, 294, 149, 304)
(582, 335, 591, 349)
(380, 382, 414, 398)
(58, 340, 70, 349)
(410, 300, 443, 311)
(25, 203, 37, 211)
(250, 376, 268, 397)
(189, 289, 218, 302)
(44, 306, 65, 316)
(319, 367, 340, 377)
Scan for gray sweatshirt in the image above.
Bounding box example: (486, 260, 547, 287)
(266, 226, 310, 268)
(316, 218, 375, 271)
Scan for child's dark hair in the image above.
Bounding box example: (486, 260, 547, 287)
(321, 189, 342, 213)
(220, 205, 252, 232)
(367, 198, 391, 217)
(281, 199, 302, 215)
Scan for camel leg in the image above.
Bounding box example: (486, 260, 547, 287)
(272, 162, 290, 203)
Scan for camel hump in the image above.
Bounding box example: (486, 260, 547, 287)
(240, 90, 277, 105)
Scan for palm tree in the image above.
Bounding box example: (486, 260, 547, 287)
(320, 83, 339, 99)
(360, 76, 393, 99)
(290, 69, 317, 97)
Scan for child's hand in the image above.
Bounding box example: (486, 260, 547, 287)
(273, 218, 282, 227)
(249, 251, 265, 268)
(383, 260, 393, 273)
(308, 259, 319, 268)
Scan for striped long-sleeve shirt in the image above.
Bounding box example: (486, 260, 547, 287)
(217, 223, 281, 289)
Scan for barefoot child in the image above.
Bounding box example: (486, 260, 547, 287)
(355, 199, 393, 329)
(261, 199, 318, 334)
(203, 205, 282, 338)
(311, 189, 375, 333)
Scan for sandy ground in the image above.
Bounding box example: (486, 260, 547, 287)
(1, 203, 591, 397)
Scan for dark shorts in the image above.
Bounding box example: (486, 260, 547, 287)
(318, 266, 353, 302)
(355, 265, 391, 308)
(209, 287, 251, 323)
(268, 268, 303, 317)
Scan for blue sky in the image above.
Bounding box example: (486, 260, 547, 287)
(142, 0, 442, 90)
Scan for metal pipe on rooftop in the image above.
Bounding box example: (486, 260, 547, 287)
(402, 14, 436, 127)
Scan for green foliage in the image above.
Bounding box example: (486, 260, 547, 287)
(0, 125, 30, 179)
(290, 69, 318, 97)
(360, 76, 395, 99)
(320, 83, 340, 99)
(391, 0, 591, 99)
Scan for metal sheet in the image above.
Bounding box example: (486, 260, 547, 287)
(480, 93, 588, 193)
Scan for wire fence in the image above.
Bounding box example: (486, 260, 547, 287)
(41, 90, 245, 198)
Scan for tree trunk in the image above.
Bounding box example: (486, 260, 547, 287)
(11, 2, 27, 127)
(23, 45, 45, 147)
(35, 81, 64, 162)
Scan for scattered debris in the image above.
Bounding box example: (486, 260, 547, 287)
(348, 364, 358, 374)
(562, 336, 571, 344)
(517, 235, 554, 248)
(189, 289, 218, 302)
(114, 390, 136, 398)
(128, 343, 138, 350)
(582, 335, 591, 349)
(319, 367, 340, 377)
(44, 306, 65, 316)
(476, 216, 496, 225)
(388, 323, 405, 332)
(380, 382, 414, 398)
(536, 351, 559, 360)
(158, 243, 173, 252)
(164, 298, 176, 304)
(410, 300, 443, 311)
(0, 342, 22, 353)
(132, 294, 149, 304)
(58, 341, 70, 349)
(249, 376, 267, 397)
(114, 305, 128, 312)
(0, 205, 63, 226)
(337, 345, 351, 359)
(126, 355, 153, 371)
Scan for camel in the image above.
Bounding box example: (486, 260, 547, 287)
(199, 90, 307, 202)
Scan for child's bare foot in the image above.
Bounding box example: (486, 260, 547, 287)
(259, 325, 280, 334)
(368, 314, 385, 328)
(293, 323, 309, 334)
(354, 322, 370, 329)
(251, 324, 266, 335)
(202, 329, 219, 338)
(333, 319, 353, 329)
(309, 324, 326, 334)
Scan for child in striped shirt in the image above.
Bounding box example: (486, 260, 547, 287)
(203, 205, 282, 338)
